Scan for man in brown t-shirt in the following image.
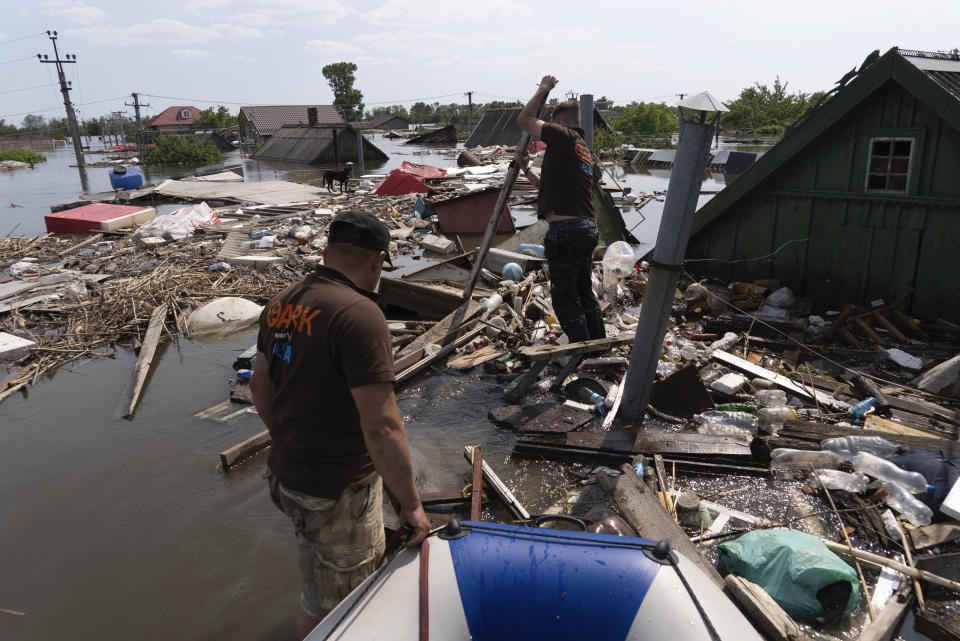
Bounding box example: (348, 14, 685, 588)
(251, 211, 429, 639)
(517, 75, 605, 342)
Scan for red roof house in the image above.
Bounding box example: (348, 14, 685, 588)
(145, 106, 201, 130)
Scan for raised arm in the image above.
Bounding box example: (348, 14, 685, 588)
(351, 382, 430, 546)
(516, 74, 557, 141)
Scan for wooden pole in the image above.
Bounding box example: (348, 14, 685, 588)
(820, 539, 960, 593)
(120, 303, 167, 419)
(463, 445, 529, 521)
(470, 446, 483, 521)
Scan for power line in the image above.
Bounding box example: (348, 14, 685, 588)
(0, 32, 44, 46)
(0, 82, 60, 96)
(0, 55, 35, 65)
(0, 96, 128, 120)
(140, 91, 469, 108)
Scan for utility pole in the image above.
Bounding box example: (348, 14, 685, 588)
(677, 92, 687, 101)
(38, 30, 87, 189)
(464, 90, 474, 132)
(125, 92, 149, 147)
(111, 111, 125, 145)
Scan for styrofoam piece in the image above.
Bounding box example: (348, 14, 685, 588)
(227, 255, 284, 269)
(187, 297, 263, 337)
(884, 348, 923, 370)
(420, 234, 456, 255)
(913, 353, 960, 393)
(941, 476, 960, 522)
(0, 332, 37, 361)
(710, 373, 748, 395)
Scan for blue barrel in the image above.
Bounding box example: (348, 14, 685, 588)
(109, 165, 144, 190)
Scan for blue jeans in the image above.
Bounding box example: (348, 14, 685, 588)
(544, 218, 601, 342)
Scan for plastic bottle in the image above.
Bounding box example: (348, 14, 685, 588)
(697, 423, 755, 441)
(820, 436, 903, 458)
(755, 389, 787, 407)
(680, 343, 698, 361)
(852, 451, 933, 494)
(758, 406, 798, 433)
(813, 469, 869, 493)
(696, 410, 758, 432)
(715, 403, 759, 414)
(249, 229, 268, 239)
(483, 293, 503, 312)
(769, 448, 847, 470)
(578, 388, 609, 416)
(710, 332, 739, 352)
(656, 361, 677, 378)
(664, 346, 681, 363)
(846, 397, 880, 420)
(882, 481, 934, 526)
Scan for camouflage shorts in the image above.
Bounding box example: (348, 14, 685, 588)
(268, 475, 385, 620)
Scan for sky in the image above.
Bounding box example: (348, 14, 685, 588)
(1, 0, 958, 126)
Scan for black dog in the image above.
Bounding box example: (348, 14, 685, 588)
(323, 163, 353, 193)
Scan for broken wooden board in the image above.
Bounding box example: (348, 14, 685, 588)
(711, 350, 850, 411)
(604, 465, 725, 588)
(463, 445, 529, 521)
(220, 428, 271, 471)
(118, 304, 167, 419)
(488, 402, 555, 430)
(724, 575, 812, 641)
(914, 599, 960, 641)
(775, 420, 955, 451)
(445, 344, 505, 370)
(395, 300, 483, 361)
(380, 278, 462, 321)
(517, 333, 635, 362)
(909, 523, 960, 551)
(515, 403, 593, 434)
(864, 414, 951, 440)
(856, 586, 914, 641)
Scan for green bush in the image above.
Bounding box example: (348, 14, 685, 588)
(142, 134, 223, 166)
(0, 148, 46, 164)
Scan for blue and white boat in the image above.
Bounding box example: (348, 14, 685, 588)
(308, 520, 763, 641)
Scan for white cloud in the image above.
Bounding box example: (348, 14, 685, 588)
(43, 0, 104, 25)
(172, 48, 210, 59)
(186, 0, 352, 28)
(363, 0, 533, 25)
(65, 19, 262, 46)
(305, 40, 363, 56)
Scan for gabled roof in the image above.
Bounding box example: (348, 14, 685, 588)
(239, 105, 344, 137)
(145, 105, 200, 128)
(691, 47, 960, 237)
(370, 112, 410, 128)
(252, 123, 388, 163)
(465, 105, 613, 148)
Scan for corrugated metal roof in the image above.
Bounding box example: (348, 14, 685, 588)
(239, 105, 344, 137)
(465, 106, 613, 148)
(925, 70, 960, 102)
(253, 124, 388, 164)
(370, 113, 410, 128)
(145, 106, 200, 128)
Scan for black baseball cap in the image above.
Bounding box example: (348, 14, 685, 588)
(328, 210, 393, 266)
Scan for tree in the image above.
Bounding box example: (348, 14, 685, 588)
(194, 105, 238, 129)
(322, 62, 364, 121)
(0, 119, 17, 136)
(723, 77, 823, 134)
(21, 114, 46, 131)
(616, 102, 678, 137)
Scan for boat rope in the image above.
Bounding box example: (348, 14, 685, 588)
(669, 559, 722, 641)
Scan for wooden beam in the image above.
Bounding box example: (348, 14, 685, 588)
(909, 523, 960, 551)
(517, 333, 636, 362)
(725, 575, 812, 641)
(463, 445, 529, 521)
(603, 464, 724, 588)
(120, 304, 167, 419)
(57, 232, 103, 257)
(396, 325, 483, 385)
(856, 586, 914, 641)
(470, 447, 483, 521)
(711, 350, 850, 411)
(220, 428, 271, 471)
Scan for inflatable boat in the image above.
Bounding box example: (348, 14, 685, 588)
(307, 519, 763, 641)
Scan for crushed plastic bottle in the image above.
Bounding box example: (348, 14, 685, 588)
(852, 452, 933, 494)
(680, 343, 698, 361)
(578, 388, 610, 416)
(758, 406, 798, 434)
(880, 509, 903, 541)
(696, 423, 754, 441)
(813, 469, 869, 493)
(769, 449, 847, 470)
(656, 361, 677, 378)
(820, 436, 903, 458)
(696, 410, 758, 432)
(755, 389, 788, 407)
(710, 332, 739, 352)
(882, 481, 934, 526)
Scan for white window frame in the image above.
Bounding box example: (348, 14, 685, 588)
(864, 136, 914, 193)
(179, 108, 193, 120)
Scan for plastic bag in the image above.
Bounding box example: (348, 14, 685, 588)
(718, 530, 860, 621)
(133, 201, 221, 240)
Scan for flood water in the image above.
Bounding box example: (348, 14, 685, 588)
(0, 134, 795, 641)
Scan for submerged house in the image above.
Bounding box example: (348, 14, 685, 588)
(253, 117, 387, 164)
(238, 105, 344, 143)
(369, 112, 411, 130)
(465, 106, 612, 147)
(145, 106, 200, 131)
(686, 48, 960, 322)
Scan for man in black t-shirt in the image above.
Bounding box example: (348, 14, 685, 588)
(251, 211, 429, 639)
(517, 75, 605, 342)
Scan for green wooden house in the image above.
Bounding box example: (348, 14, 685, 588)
(686, 48, 960, 322)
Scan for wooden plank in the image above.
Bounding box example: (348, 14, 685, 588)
(220, 428, 271, 471)
(57, 232, 103, 257)
(396, 300, 483, 359)
(855, 318, 887, 346)
(603, 464, 724, 588)
(864, 414, 948, 440)
(396, 326, 483, 385)
(470, 447, 483, 521)
(855, 586, 914, 641)
(502, 361, 548, 402)
(711, 350, 850, 411)
(445, 345, 504, 370)
(119, 304, 167, 419)
(517, 403, 593, 434)
(463, 445, 529, 521)
(380, 278, 462, 321)
(915, 599, 960, 641)
(909, 523, 960, 551)
(517, 333, 636, 362)
(724, 575, 811, 641)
